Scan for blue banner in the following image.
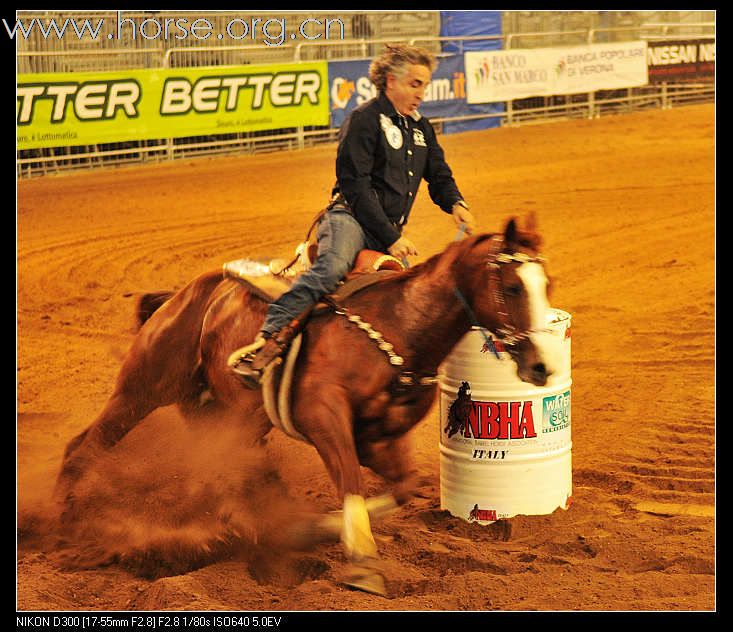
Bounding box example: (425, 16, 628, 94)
(439, 11, 503, 52)
(328, 54, 502, 134)
(328, 59, 372, 129)
(438, 11, 504, 132)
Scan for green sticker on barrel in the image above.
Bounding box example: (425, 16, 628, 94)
(542, 390, 570, 432)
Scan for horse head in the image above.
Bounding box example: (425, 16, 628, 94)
(458, 213, 557, 386)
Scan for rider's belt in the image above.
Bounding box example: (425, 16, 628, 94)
(328, 194, 402, 234)
(327, 194, 350, 212)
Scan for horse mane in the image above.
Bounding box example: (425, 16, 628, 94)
(388, 233, 497, 284)
(386, 220, 541, 287)
(348, 221, 542, 304)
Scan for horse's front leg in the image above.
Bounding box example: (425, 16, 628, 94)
(357, 433, 419, 506)
(293, 388, 386, 596)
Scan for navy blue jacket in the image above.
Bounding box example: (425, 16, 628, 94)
(332, 91, 464, 250)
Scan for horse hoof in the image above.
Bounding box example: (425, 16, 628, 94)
(342, 564, 387, 596)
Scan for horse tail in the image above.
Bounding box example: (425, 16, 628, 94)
(135, 290, 175, 331)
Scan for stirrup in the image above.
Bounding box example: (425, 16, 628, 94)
(227, 338, 267, 389)
(227, 336, 266, 369)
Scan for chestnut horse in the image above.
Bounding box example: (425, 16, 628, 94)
(55, 215, 555, 595)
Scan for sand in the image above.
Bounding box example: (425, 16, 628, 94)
(17, 104, 715, 612)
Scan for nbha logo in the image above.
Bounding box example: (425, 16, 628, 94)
(464, 400, 537, 440)
(444, 382, 537, 440)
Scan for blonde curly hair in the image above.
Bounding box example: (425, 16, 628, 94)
(368, 43, 437, 92)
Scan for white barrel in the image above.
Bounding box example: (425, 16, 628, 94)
(438, 308, 572, 524)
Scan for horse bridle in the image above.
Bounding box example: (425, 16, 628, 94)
(483, 233, 548, 348)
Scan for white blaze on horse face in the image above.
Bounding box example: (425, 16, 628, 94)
(516, 262, 559, 373)
(516, 262, 548, 332)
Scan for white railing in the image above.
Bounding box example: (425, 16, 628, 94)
(409, 34, 504, 52)
(505, 30, 588, 48)
(293, 37, 408, 61)
(162, 43, 297, 67)
(16, 47, 165, 73)
(588, 22, 715, 44)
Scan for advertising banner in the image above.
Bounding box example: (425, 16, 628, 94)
(17, 61, 329, 149)
(439, 10, 502, 52)
(466, 41, 648, 103)
(328, 58, 372, 129)
(328, 54, 501, 133)
(646, 38, 715, 83)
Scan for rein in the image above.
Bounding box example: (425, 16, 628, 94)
(452, 225, 501, 359)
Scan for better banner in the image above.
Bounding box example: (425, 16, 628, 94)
(466, 41, 648, 103)
(329, 54, 501, 133)
(647, 38, 715, 83)
(17, 61, 329, 149)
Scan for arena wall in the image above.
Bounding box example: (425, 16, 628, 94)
(14, 10, 714, 178)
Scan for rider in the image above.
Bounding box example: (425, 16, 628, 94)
(229, 43, 477, 387)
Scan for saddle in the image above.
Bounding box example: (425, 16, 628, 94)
(222, 243, 405, 305)
(222, 244, 406, 442)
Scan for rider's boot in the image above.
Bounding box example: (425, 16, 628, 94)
(227, 317, 305, 389)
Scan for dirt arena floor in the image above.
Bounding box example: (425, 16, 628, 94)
(17, 103, 715, 613)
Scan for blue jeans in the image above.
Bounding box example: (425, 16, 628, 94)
(260, 209, 382, 336)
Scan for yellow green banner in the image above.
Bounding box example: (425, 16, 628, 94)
(17, 61, 329, 149)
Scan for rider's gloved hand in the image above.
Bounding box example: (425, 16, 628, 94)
(451, 201, 476, 235)
(388, 236, 418, 259)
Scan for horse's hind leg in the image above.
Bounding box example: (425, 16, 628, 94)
(56, 338, 185, 504)
(55, 380, 163, 506)
(56, 271, 224, 507)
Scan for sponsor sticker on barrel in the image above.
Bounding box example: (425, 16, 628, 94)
(542, 390, 571, 433)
